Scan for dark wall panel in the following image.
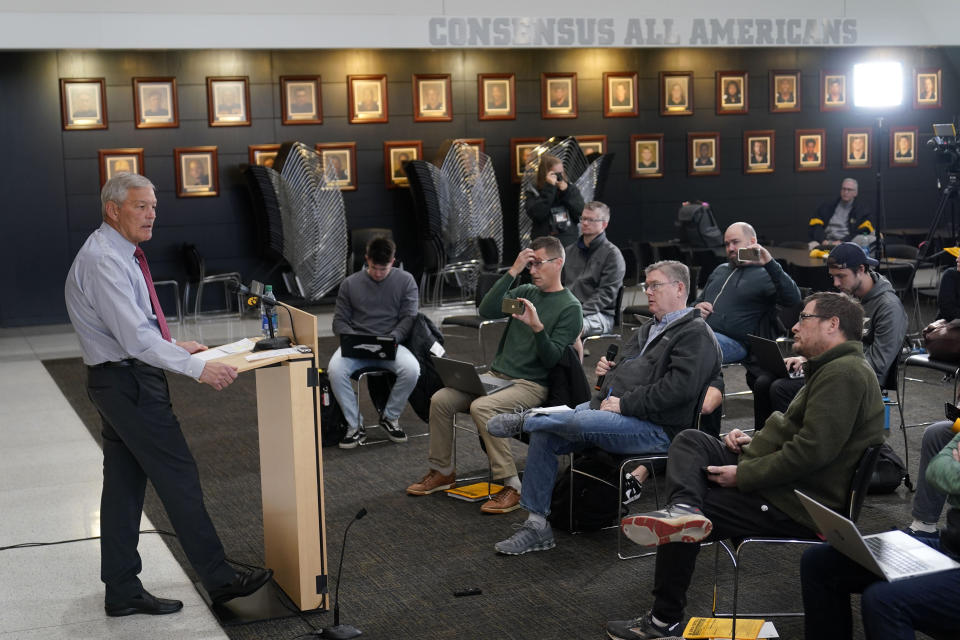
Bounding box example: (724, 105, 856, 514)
(1, 47, 956, 326)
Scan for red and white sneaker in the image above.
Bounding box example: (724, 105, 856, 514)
(621, 504, 712, 547)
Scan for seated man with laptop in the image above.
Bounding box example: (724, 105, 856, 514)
(328, 236, 420, 448)
(800, 426, 960, 638)
(406, 236, 582, 515)
(485, 260, 723, 556)
(604, 292, 883, 640)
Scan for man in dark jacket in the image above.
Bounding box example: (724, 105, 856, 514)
(485, 260, 722, 556)
(607, 292, 884, 639)
(694, 222, 801, 363)
(808, 178, 874, 249)
(563, 201, 626, 337)
(757, 242, 907, 424)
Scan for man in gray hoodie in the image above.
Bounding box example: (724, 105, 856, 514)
(763, 242, 906, 417)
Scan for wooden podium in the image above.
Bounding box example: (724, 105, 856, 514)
(210, 301, 329, 614)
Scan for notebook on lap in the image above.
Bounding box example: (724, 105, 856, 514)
(748, 335, 803, 379)
(340, 334, 398, 360)
(431, 356, 515, 396)
(795, 490, 960, 581)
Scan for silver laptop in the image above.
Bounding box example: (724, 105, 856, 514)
(796, 490, 960, 581)
(749, 335, 803, 379)
(431, 356, 515, 396)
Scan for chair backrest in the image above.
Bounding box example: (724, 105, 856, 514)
(474, 272, 504, 308)
(845, 443, 884, 521)
(881, 349, 900, 393)
(883, 244, 919, 260)
(477, 237, 500, 271)
(612, 285, 625, 326)
(182, 243, 204, 281)
(687, 265, 701, 303)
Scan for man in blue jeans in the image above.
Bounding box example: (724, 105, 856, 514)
(328, 236, 420, 448)
(486, 260, 722, 555)
(801, 429, 960, 639)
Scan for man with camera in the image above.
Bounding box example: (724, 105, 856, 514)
(525, 154, 585, 247)
(563, 201, 626, 339)
(694, 222, 801, 364)
(484, 260, 722, 555)
(406, 237, 582, 515)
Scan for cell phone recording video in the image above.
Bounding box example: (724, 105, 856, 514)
(502, 298, 524, 315)
(738, 247, 761, 262)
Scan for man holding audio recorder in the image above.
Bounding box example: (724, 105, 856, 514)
(406, 237, 582, 515)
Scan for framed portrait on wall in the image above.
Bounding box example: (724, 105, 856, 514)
(915, 69, 942, 109)
(510, 137, 546, 183)
(414, 74, 452, 122)
(603, 72, 638, 117)
(316, 142, 358, 190)
(660, 71, 693, 116)
(248, 144, 281, 168)
(207, 77, 250, 126)
(796, 129, 826, 172)
(716, 71, 748, 115)
(842, 128, 872, 170)
(60, 78, 107, 130)
(349, 75, 388, 124)
(820, 71, 849, 112)
(890, 127, 919, 168)
(575, 135, 607, 156)
(454, 138, 485, 156)
(689, 132, 720, 176)
(280, 76, 322, 125)
(631, 134, 664, 179)
(384, 140, 422, 189)
(541, 72, 577, 119)
(479, 73, 516, 121)
(174, 146, 219, 197)
(98, 148, 144, 187)
(743, 130, 775, 175)
(133, 77, 178, 129)
(770, 70, 801, 113)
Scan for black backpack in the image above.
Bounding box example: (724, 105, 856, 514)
(868, 442, 911, 494)
(317, 368, 347, 447)
(547, 452, 625, 532)
(677, 201, 723, 249)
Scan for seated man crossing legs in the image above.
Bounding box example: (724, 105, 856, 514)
(606, 292, 884, 639)
(486, 260, 723, 555)
(406, 237, 583, 514)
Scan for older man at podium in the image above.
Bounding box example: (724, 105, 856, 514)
(65, 173, 272, 618)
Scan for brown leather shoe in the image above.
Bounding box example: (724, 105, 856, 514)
(406, 469, 456, 495)
(480, 486, 521, 514)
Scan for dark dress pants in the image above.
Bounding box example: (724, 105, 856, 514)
(87, 364, 235, 604)
(651, 430, 816, 624)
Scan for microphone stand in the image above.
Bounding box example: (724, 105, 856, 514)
(252, 298, 292, 352)
(318, 509, 367, 639)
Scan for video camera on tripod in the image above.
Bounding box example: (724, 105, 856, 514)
(928, 123, 960, 174)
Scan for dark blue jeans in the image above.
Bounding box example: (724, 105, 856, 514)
(801, 538, 960, 639)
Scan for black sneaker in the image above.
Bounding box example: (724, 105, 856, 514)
(380, 417, 407, 443)
(622, 473, 644, 505)
(606, 612, 681, 639)
(338, 426, 366, 449)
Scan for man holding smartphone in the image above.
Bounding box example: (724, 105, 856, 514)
(406, 236, 582, 515)
(693, 222, 801, 363)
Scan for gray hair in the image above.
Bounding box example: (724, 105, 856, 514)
(842, 177, 859, 189)
(584, 201, 610, 221)
(101, 172, 156, 218)
(645, 259, 689, 294)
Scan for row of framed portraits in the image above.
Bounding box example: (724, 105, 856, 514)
(62, 68, 944, 131)
(100, 125, 920, 197)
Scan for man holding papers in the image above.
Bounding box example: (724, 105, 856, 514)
(485, 260, 721, 556)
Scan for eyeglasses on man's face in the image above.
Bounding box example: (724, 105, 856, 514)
(798, 313, 830, 322)
(640, 280, 680, 293)
(580, 216, 606, 224)
(529, 257, 560, 269)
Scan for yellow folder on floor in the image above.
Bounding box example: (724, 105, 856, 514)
(682, 616, 764, 640)
(444, 482, 502, 502)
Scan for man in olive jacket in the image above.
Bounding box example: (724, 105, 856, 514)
(605, 291, 884, 640)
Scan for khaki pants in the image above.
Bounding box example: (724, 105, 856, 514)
(427, 374, 548, 481)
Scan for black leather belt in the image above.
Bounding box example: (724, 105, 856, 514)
(89, 358, 145, 369)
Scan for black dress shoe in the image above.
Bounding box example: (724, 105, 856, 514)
(105, 590, 184, 617)
(208, 568, 274, 604)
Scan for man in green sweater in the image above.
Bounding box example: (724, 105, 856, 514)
(606, 291, 884, 640)
(406, 236, 583, 514)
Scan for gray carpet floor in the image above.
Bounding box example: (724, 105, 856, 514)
(43, 306, 951, 640)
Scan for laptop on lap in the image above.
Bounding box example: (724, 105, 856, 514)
(340, 334, 398, 360)
(431, 356, 514, 396)
(795, 490, 960, 581)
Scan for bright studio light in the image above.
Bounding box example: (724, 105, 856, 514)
(853, 61, 903, 108)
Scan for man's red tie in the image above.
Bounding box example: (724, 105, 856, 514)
(133, 247, 172, 341)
